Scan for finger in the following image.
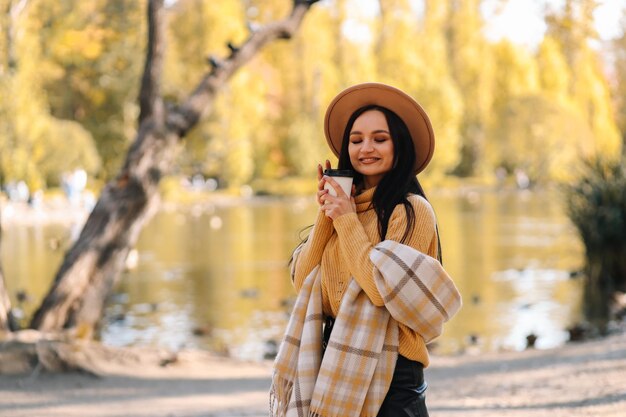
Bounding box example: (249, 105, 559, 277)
(351, 184, 356, 197)
(318, 176, 327, 191)
(324, 176, 347, 198)
(317, 189, 327, 203)
(325, 159, 331, 171)
(317, 164, 323, 181)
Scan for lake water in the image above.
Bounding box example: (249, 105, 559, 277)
(2, 189, 584, 360)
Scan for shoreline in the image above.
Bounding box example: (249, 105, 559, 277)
(0, 329, 625, 417)
(0, 184, 558, 227)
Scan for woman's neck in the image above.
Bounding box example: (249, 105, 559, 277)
(363, 176, 381, 190)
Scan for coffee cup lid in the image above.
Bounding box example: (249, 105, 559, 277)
(324, 169, 353, 177)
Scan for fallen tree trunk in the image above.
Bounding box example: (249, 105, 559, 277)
(0, 329, 159, 376)
(29, 0, 320, 335)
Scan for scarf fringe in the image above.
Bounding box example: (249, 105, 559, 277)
(269, 373, 293, 417)
(307, 408, 378, 417)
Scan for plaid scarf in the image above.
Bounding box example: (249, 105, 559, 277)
(270, 240, 462, 417)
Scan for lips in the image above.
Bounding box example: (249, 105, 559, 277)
(359, 157, 380, 164)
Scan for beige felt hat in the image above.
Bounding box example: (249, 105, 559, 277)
(323, 82, 435, 174)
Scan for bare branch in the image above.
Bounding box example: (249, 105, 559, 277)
(227, 41, 239, 54)
(207, 55, 223, 71)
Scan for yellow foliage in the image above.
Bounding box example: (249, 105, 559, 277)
(491, 94, 595, 183)
(1, 0, 624, 190)
(537, 36, 571, 104)
(571, 47, 622, 157)
(56, 28, 111, 60)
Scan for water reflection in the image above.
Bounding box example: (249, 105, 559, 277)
(1, 190, 583, 360)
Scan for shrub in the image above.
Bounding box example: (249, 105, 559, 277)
(564, 157, 626, 333)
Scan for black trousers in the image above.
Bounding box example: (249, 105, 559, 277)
(323, 317, 430, 417)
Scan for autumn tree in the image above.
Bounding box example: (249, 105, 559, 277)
(447, 0, 494, 176)
(487, 40, 540, 178)
(0, 0, 101, 190)
(412, 0, 463, 177)
(493, 94, 595, 182)
(536, 37, 571, 105)
(376, 0, 421, 90)
(27, 0, 320, 336)
(267, 2, 347, 178)
(34, 0, 146, 178)
(545, 0, 622, 157)
(166, 0, 251, 186)
(611, 10, 626, 150)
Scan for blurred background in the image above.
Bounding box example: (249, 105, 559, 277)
(1, 0, 624, 360)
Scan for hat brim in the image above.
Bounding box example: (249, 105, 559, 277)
(323, 83, 434, 174)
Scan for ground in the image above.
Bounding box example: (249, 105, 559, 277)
(0, 330, 624, 417)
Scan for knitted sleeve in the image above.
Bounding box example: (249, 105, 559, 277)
(292, 210, 335, 292)
(333, 195, 437, 306)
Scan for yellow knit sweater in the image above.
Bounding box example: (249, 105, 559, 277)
(292, 186, 439, 367)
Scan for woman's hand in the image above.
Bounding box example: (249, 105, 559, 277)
(320, 176, 356, 220)
(316, 160, 331, 207)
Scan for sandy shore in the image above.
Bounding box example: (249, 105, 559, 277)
(0, 330, 625, 417)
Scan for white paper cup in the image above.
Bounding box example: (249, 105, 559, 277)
(324, 169, 354, 197)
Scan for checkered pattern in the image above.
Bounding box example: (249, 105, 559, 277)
(370, 241, 462, 343)
(270, 241, 461, 417)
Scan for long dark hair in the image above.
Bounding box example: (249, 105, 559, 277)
(338, 104, 442, 263)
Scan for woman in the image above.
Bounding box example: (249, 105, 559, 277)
(271, 83, 461, 417)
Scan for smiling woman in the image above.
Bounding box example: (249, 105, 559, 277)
(271, 83, 461, 417)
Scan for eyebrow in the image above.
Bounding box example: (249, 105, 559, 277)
(350, 129, 390, 135)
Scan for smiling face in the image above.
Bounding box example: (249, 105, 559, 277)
(348, 109, 395, 189)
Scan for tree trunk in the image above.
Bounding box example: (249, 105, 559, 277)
(0, 275, 12, 332)
(0, 213, 15, 332)
(30, 0, 320, 335)
(2, 0, 29, 74)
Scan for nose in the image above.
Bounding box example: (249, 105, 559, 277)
(362, 138, 375, 153)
